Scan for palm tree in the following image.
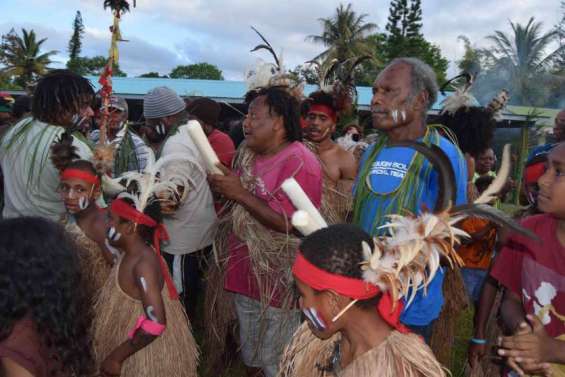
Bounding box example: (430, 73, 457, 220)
(0, 28, 57, 88)
(483, 17, 563, 106)
(307, 3, 377, 62)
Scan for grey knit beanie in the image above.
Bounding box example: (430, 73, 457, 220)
(143, 86, 186, 119)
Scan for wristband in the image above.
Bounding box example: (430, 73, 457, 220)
(128, 315, 166, 339)
(470, 337, 487, 345)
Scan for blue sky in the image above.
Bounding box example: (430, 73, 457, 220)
(1, 0, 562, 80)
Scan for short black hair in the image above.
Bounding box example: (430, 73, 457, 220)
(118, 197, 163, 246)
(300, 224, 380, 308)
(32, 69, 94, 125)
(255, 86, 302, 142)
(301, 90, 337, 118)
(439, 106, 496, 158)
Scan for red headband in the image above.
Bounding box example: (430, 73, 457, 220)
(292, 252, 408, 333)
(525, 162, 545, 185)
(110, 199, 178, 300)
(309, 104, 337, 122)
(61, 169, 100, 186)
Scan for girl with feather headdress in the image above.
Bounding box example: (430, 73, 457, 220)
(92, 160, 198, 377)
(279, 221, 451, 377)
(51, 128, 115, 303)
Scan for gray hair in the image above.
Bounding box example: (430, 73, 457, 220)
(388, 57, 438, 110)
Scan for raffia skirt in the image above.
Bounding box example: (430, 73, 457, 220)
(278, 322, 447, 377)
(92, 258, 199, 377)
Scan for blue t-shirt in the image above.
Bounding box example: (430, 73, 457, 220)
(354, 134, 468, 326)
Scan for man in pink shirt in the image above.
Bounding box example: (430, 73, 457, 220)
(209, 87, 322, 377)
(187, 97, 235, 167)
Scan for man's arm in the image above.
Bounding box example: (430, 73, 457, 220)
(500, 289, 527, 335)
(468, 275, 499, 368)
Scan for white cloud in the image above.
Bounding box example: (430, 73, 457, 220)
(2, 0, 562, 80)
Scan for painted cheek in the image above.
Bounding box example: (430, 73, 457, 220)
(303, 307, 328, 332)
(78, 196, 90, 210)
(106, 226, 122, 242)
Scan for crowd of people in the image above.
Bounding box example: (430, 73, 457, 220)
(0, 54, 564, 377)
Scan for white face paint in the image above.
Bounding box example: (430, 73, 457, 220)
(303, 307, 327, 332)
(391, 109, 399, 125)
(156, 123, 167, 136)
(78, 196, 90, 210)
(400, 110, 407, 123)
(104, 239, 121, 260)
(106, 226, 122, 242)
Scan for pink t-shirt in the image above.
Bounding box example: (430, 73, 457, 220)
(491, 214, 565, 338)
(208, 129, 236, 167)
(225, 141, 322, 307)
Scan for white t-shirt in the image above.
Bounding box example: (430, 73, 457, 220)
(159, 123, 217, 255)
(0, 118, 93, 221)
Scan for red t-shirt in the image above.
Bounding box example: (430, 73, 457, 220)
(208, 129, 236, 167)
(225, 142, 322, 307)
(491, 214, 565, 338)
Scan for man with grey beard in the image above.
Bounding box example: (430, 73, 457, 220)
(352, 58, 468, 342)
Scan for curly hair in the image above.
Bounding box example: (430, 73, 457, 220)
(0, 217, 94, 376)
(439, 106, 496, 157)
(254, 86, 302, 142)
(299, 224, 380, 309)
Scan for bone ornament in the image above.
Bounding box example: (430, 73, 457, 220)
(185, 120, 224, 175)
(281, 177, 327, 229)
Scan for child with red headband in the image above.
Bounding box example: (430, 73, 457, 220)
(51, 131, 114, 300)
(279, 224, 446, 377)
(92, 196, 198, 377)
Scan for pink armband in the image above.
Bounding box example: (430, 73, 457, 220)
(128, 315, 166, 339)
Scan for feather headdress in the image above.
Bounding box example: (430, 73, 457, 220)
(103, 153, 191, 214)
(244, 27, 303, 98)
(306, 55, 372, 115)
(440, 73, 479, 116)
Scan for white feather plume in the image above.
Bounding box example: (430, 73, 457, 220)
(103, 153, 193, 212)
(361, 211, 468, 306)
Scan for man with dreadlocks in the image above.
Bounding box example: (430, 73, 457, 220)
(208, 86, 323, 377)
(90, 95, 153, 176)
(303, 90, 358, 222)
(0, 70, 95, 221)
(353, 58, 468, 342)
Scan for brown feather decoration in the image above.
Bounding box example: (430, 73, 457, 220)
(50, 132, 79, 172)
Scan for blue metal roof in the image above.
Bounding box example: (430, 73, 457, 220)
(85, 76, 450, 111)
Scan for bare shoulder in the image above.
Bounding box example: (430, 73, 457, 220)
(334, 144, 358, 177)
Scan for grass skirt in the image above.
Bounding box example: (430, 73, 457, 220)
(93, 258, 199, 377)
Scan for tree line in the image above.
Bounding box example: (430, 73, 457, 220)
(0, 1, 563, 108)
